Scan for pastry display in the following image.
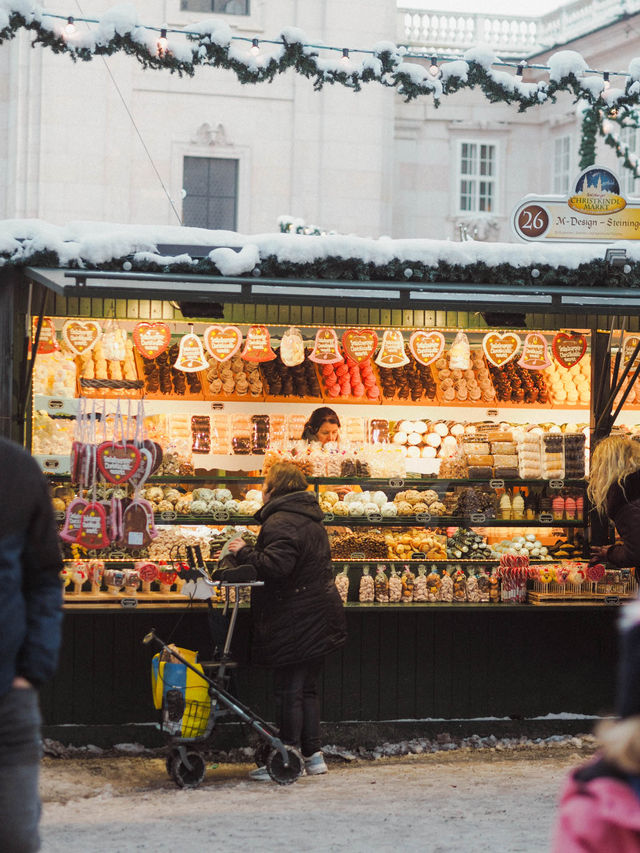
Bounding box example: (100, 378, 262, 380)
(434, 349, 495, 403)
(546, 354, 591, 406)
(205, 355, 262, 398)
(379, 350, 436, 401)
(260, 349, 322, 398)
(319, 358, 381, 401)
(385, 530, 447, 560)
(488, 361, 548, 405)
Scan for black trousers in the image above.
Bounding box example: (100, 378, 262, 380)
(273, 657, 323, 757)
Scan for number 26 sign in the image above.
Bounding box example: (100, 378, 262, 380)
(514, 203, 550, 240)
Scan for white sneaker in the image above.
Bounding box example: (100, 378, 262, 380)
(248, 765, 271, 781)
(304, 751, 328, 775)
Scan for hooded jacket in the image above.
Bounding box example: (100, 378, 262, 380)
(604, 469, 640, 568)
(235, 490, 347, 668)
(0, 438, 63, 697)
(553, 759, 640, 852)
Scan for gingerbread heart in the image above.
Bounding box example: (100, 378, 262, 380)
(409, 330, 445, 366)
(552, 332, 587, 368)
(60, 497, 88, 543)
(204, 325, 242, 363)
(96, 442, 141, 484)
(62, 320, 102, 356)
(482, 332, 521, 367)
(342, 329, 378, 364)
(128, 447, 153, 491)
(133, 322, 171, 359)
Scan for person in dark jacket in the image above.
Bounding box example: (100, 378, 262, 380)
(225, 461, 347, 780)
(588, 435, 640, 568)
(0, 437, 63, 852)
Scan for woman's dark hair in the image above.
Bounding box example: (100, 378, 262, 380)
(301, 407, 341, 441)
(264, 462, 309, 499)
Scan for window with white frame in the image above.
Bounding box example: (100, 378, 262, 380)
(182, 157, 239, 230)
(458, 142, 496, 213)
(552, 136, 572, 194)
(180, 0, 249, 13)
(619, 126, 640, 196)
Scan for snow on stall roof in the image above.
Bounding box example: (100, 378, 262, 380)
(0, 218, 635, 274)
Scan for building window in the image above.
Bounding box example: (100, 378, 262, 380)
(182, 157, 238, 230)
(458, 142, 496, 213)
(553, 136, 571, 194)
(180, 0, 249, 13)
(619, 126, 640, 196)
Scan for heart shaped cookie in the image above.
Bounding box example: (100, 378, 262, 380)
(96, 442, 141, 484)
(552, 332, 587, 368)
(342, 329, 378, 364)
(133, 322, 171, 359)
(409, 331, 445, 366)
(204, 325, 243, 363)
(482, 332, 521, 367)
(62, 320, 102, 356)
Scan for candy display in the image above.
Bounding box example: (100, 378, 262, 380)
(334, 568, 350, 603)
(359, 567, 375, 602)
(434, 349, 495, 403)
(319, 358, 381, 401)
(446, 528, 494, 560)
(546, 354, 591, 406)
(489, 361, 548, 405)
(378, 351, 436, 401)
(205, 354, 263, 398)
(260, 350, 322, 398)
(385, 530, 447, 560)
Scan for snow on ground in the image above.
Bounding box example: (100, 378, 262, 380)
(40, 743, 595, 853)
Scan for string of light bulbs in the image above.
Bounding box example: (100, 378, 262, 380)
(0, 2, 637, 111)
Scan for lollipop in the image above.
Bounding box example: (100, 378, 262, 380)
(555, 565, 570, 585)
(70, 561, 88, 595)
(587, 562, 606, 583)
(104, 568, 125, 595)
(88, 559, 104, 593)
(158, 566, 178, 593)
(136, 561, 159, 593)
(537, 565, 555, 584)
(567, 563, 586, 586)
(60, 567, 72, 590)
(123, 568, 141, 594)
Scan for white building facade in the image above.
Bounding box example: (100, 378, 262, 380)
(0, 0, 638, 242)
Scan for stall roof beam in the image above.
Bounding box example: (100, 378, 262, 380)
(22, 266, 640, 315)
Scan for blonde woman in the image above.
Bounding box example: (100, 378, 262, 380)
(588, 434, 640, 567)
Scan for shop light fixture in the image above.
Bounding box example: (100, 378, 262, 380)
(603, 71, 610, 91)
(341, 48, 350, 64)
(250, 38, 260, 56)
(429, 56, 439, 76)
(64, 16, 76, 36)
(157, 28, 168, 57)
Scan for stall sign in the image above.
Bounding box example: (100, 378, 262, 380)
(518, 333, 551, 370)
(409, 330, 445, 366)
(482, 332, 521, 367)
(204, 325, 242, 363)
(174, 332, 208, 372)
(62, 320, 102, 356)
(133, 322, 171, 359)
(308, 327, 343, 364)
(512, 165, 640, 242)
(375, 330, 409, 367)
(342, 329, 378, 364)
(552, 332, 587, 368)
(31, 317, 58, 354)
(241, 325, 277, 362)
(622, 334, 640, 366)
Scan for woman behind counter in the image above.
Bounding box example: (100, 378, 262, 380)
(588, 434, 640, 568)
(225, 461, 347, 780)
(301, 407, 341, 445)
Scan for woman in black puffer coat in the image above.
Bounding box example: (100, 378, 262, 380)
(225, 462, 346, 778)
(588, 434, 640, 568)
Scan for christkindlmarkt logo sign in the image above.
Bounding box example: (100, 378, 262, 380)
(512, 166, 640, 242)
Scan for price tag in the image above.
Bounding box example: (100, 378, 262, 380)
(54, 511, 65, 523)
(128, 532, 143, 546)
(213, 509, 230, 521)
(388, 478, 405, 488)
(538, 512, 553, 523)
(47, 399, 64, 411)
(486, 409, 498, 417)
(44, 458, 61, 470)
(109, 550, 127, 560)
(211, 402, 225, 410)
(470, 512, 486, 523)
(415, 512, 432, 524)
(120, 598, 138, 609)
(605, 595, 620, 605)
(160, 510, 177, 521)
(350, 552, 365, 559)
(549, 479, 565, 490)
(365, 510, 382, 522)
(323, 512, 335, 523)
(489, 479, 504, 489)
(411, 552, 426, 560)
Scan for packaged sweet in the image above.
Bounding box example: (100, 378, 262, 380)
(426, 566, 441, 602)
(439, 569, 454, 602)
(374, 565, 389, 602)
(413, 566, 428, 602)
(401, 566, 415, 601)
(359, 566, 375, 603)
(334, 567, 349, 603)
(388, 567, 402, 602)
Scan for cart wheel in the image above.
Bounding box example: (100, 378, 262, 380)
(169, 750, 207, 789)
(266, 746, 304, 785)
(254, 741, 272, 768)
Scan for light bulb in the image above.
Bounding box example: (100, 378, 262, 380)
(250, 38, 260, 56)
(64, 16, 76, 36)
(429, 56, 438, 76)
(516, 64, 524, 78)
(341, 48, 350, 65)
(603, 71, 610, 91)
(157, 28, 168, 57)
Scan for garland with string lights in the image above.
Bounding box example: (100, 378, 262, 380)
(2, 3, 640, 112)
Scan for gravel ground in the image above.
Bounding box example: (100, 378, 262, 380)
(39, 741, 596, 853)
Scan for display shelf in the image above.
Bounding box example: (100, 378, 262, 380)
(322, 516, 584, 527)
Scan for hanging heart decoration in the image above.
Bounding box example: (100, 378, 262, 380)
(120, 501, 154, 549)
(280, 327, 306, 367)
(241, 325, 277, 362)
(409, 330, 446, 366)
(482, 332, 522, 367)
(128, 447, 153, 490)
(141, 439, 163, 474)
(174, 332, 208, 372)
(204, 325, 242, 363)
(375, 330, 410, 368)
(60, 497, 89, 543)
(62, 320, 102, 356)
(552, 332, 587, 368)
(133, 322, 171, 359)
(32, 317, 58, 354)
(518, 333, 551, 370)
(308, 328, 343, 364)
(96, 441, 141, 484)
(77, 501, 111, 549)
(342, 329, 378, 364)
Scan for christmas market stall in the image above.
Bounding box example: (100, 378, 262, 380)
(2, 210, 640, 745)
